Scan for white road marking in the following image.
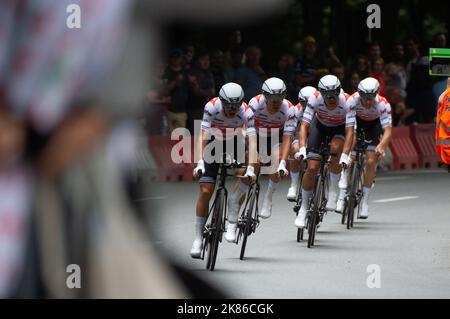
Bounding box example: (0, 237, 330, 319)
(373, 196, 419, 203)
(133, 195, 168, 202)
(376, 176, 410, 181)
(390, 169, 444, 175)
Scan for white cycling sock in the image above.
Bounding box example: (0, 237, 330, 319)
(230, 181, 248, 204)
(338, 188, 347, 201)
(237, 181, 249, 194)
(230, 181, 248, 200)
(228, 182, 249, 223)
(195, 216, 207, 240)
(339, 168, 349, 187)
(329, 172, 340, 192)
(362, 187, 371, 202)
(290, 172, 300, 188)
(265, 180, 278, 201)
(300, 189, 312, 211)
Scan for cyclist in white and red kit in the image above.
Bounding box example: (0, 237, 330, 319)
(244, 77, 298, 220)
(336, 77, 392, 218)
(294, 75, 355, 228)
(287, 86, 317, 201)
(190, 82, 257, 257)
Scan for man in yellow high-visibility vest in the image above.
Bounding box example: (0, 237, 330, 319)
(436, 78, 450, 172)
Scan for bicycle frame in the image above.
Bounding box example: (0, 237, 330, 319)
(343, 130, 371, 228)
(235, 173, 260, 260)
(308, 150, 331, 223)
(305, 138, 333, 248)
(293, 161, 307, 242)
(235, 162, 271, 259)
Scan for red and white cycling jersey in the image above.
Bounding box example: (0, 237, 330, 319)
(302, 91, 355, 127)
(248, 94, 297, 137)
(291, 103, 305, 140)
(201, 97, 256, 140)
(295, 103, 305, 121)
(347, 93, 392, 128)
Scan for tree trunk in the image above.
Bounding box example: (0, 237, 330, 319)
(378, 0, 402, 56)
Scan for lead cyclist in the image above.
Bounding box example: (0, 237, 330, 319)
(190, 82, 257, 258)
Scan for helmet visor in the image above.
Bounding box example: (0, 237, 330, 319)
(359, 92, 377, 101)
(264, 93, 285, 103)
(320, 88, 340, 99)
(221, 100, 241, 111)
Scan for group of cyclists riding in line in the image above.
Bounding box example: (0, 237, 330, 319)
(189, 74, 392, 259)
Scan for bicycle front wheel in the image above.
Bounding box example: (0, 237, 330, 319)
(296, 169, 305, 242)
(240, 184, 257, 260)
(206, 190, 224, 271)
(346, 163, 358, 230)
(308, 175, 323, 248)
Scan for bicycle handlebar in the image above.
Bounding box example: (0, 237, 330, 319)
(222, 161, 246, 169)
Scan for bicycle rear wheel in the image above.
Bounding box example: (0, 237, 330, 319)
(296, 169, 305, 242)
(351, 164, 362, 227)
(297, 228, 303, 242)
(356, 162, 365, 220)
(341, 204, 347, 225)
(346, 163, 358, 230)
(206, 190, 224, 271)
(340, 169, 349, 225)
(239, 184, 257, 260)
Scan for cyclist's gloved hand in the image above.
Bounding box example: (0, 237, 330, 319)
(244, 165, 256, 183)
(278, 160, 289, 177)
(339, 153, 351, 167)
(193, 160, 205, 179)
(375, 145, 385, 157)
(294, 147, 307, 160)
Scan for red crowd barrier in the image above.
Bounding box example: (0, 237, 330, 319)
(388, 126, 420, 170)
(149, 124, 439, 180)
(148, 135, 194, 182)
(409, 124, 440, 168)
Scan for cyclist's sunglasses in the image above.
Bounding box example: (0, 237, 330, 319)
(264, 93, 285, 103)
(221, 100, 241, 111)
(359, 92, 377, 100)
(320, 89, 340, 99)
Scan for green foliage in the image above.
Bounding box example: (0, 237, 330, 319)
(424, 14, 447, 42)
(345, 0, 367, 10)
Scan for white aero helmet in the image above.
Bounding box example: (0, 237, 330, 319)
(262, 77, 287, 99)
(318, 74, 341, 97)
(358, 77, 380, 100)
(298, 86, 317, 105)
(219, 82, 244, 110)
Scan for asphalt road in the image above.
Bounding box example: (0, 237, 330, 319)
(140, 169, 450, 298)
